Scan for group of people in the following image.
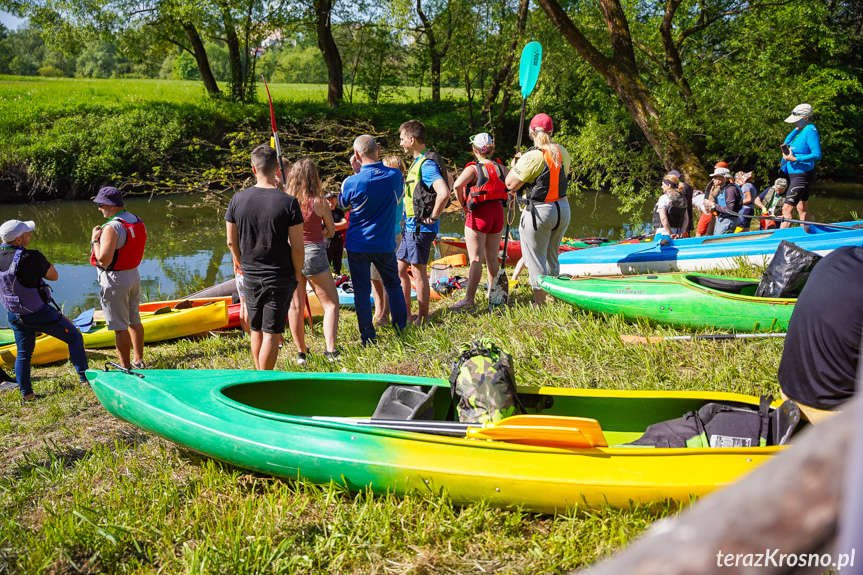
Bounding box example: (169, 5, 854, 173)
(652, 103, 821, 239)
(225, 113, 573, 368)
(1, 186, 148, 402)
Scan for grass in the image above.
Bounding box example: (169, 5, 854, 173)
(0, 262, 786, 574)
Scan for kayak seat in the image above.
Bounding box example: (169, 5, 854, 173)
(372, 384, 437, 421)
(686, 275, 759, 295)
(768, 400, 801, 446)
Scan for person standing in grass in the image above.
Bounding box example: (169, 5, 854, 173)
(370, 155, 407, 327)
(226, 145, 304, 370)
(451, 133, 509, 309)
(652, 173, 689, 240)
(702, 167, 741, 235)
(505, 113, 572, 307)
(90, 187, 147, 369)
(397, 120, 451, 326)
(1, 219, 89, 403)
(285, 158, 341, 364)
(325, 192, 348, 275)
(734, 171, 756, 232)
(339, 135, 407, 345)
(779, 103, 821, 228)
(696, 161, 729, 237)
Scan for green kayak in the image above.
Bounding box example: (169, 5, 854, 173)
(87, 368, 798, 512)
(539, 272, 795, 332)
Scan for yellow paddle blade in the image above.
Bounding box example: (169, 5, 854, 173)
(618, 334, 663, 344)
(468, 415, 607, 448)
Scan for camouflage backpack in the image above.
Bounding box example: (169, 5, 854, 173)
(447, 339, 525, 423)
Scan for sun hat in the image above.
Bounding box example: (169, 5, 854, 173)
(668, 170, 681, 178)
(0, 220, 36, 243)
(774, 178, 789, 189)
(710, 167, 732, 178)
(529, 113, 553, 134)
(785, 104, 813, 123)
(93, 186, 125, 207)
(470, 133, 493, 149)
(734, 171, 754, 185)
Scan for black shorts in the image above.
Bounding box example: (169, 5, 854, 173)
(784, 170, 815, 206)
(242, 274, 296, 334)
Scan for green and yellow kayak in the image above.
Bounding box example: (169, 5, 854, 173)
(88, 368, 796, 512)
(0, 301, 229, 367)
(539, 272, 795, 332)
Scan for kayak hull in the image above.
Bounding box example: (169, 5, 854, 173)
(539, 272, 794, 332)
(558, 223, 863, 276)
(87, 369, 787, 512)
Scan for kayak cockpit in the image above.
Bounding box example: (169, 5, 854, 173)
(684, 275, 760, 296)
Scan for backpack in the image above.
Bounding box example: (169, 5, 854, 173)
(447, 339, 525, 423)
(412, 150, 455, 221)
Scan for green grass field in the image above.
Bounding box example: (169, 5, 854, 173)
(0, 264, 785, 574)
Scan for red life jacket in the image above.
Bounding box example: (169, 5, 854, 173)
(90, 215, 147, 271)
(463, 160, 508, 211)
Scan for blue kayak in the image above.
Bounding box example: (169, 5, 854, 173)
(558, 222, 863, 276)
(338, 286, 417, 308)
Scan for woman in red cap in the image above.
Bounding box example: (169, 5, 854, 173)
(505, 113, 571, 306)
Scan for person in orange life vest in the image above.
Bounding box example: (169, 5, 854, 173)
(90, 187, 147, 369)
(504, 113, 572, 307)
(451, 132, 510, 309)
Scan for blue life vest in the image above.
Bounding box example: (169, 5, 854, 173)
(0, 247, 50, 315)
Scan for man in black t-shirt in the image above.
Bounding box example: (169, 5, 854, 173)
(225, 145, 304, 370)
(777, 245, 863, 423)
(0, 219, 89, 403)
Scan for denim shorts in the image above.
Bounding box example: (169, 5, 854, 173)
(302, 242, 331, 277)
(396, 231, 436, 266)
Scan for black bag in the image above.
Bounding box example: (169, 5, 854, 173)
(627, 396, 800, 448)
(413, 150, 455, 221)
(754, 240, 822, 298)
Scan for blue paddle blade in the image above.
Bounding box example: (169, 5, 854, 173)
(72, 308, 96, 333)
(519, 42, 543, 99)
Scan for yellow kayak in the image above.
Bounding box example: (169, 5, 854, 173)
(0, 301, 229, 367)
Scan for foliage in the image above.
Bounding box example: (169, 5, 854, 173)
(172, 51, 201, 81)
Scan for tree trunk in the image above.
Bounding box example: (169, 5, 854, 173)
(315, 0, 343, 107)
(217, 1, 244, 102)
(536, 0, 709, 186)
(181, 22, 220, 96)
(417, 0, 452, 103)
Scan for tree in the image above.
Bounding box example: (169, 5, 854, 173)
(314, 0, 343, 106)
(414, 0, 453, 102)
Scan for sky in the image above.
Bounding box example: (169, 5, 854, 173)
(1, 10, 26, 30)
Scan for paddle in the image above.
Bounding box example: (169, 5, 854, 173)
(489, 41, 543, 311)
(620, 333, 787, 344)
(315, 413, 607, 449)
(723, 210, 862, 231)
(71, 308, 96, 333)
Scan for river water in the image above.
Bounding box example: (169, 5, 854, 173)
(2, 182, 862, 326)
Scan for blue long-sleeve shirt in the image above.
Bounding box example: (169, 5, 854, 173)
(781, 123, 821, 174)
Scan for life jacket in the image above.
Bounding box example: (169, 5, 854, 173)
(90, 213, 147, 271)
(405, 150, 453, 222)
(715, 182, 741, 219)
(463, 160, 508, 211)
(0, 247, 51, 315)
(522, 147, 567, 205)
(652, 192, 687, 231)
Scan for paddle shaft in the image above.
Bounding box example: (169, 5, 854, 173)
(725, 209, 860, 231)
(666, 332, 787, 341)
(261, 75, 287, 185)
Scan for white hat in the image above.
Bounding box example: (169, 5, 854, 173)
(470, 133, 493, 150)
(709, 167, 732, 178)
(0, 220, 35, 243)
(785, 103, 813, 123)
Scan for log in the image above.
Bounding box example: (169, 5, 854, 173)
(574, 397, 860, 575)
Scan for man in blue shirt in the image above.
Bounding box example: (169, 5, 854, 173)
(339, 135, 407, 345)
(397, 120, 450, 326)
(780, 103, 821, 228)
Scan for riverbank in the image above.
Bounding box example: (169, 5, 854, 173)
(0, 262, 786, 573)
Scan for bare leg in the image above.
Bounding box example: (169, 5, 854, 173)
(511, 258, 526, 282)
(780, 203, 794, 229)
(287, 276, 308, 354)
(484, 230, 502, 282)
(796, 200, 810, 222)
(239, 297, 250, 334)
(412, 263, 430, 324)
(114, 329, 132, 368)
(398, 259, 413, 320)
(371, 278, 389, 326)
(250, 330, 262, 370)
(128, 323, 144, 365)
(257, 332, 281, 370)
(454, 226, 486, 307)
(308, 272, 339, 353)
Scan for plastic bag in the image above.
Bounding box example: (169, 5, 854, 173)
(754, 240, 822, 298)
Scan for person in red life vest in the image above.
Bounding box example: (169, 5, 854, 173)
(505, 113, 572, 307)
(89, 187, 147, 369)
(2, 219, 89, 403)
(451, 132, 510, 309)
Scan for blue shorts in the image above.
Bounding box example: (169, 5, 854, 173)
(396, 231, 436, 266)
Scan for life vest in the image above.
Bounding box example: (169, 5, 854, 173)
(652, 192, 687, 231)
(716, 183, 741, 219)
(90, 214, 147, 271)
(0, 247, 51, 315)
(522, 147, 567, 205)
(405, 150, 452, 222)
(463, 160, 508, 211)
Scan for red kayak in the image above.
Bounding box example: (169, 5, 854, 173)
(436, 237, 608, 266)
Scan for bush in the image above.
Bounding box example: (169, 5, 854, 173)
(37, 65, 66, 77)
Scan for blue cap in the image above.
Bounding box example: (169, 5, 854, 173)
(93, 186, 124, 207)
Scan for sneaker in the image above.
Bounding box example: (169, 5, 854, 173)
(324, 350, 342, 362)
(21, 393, 45, 405)
(131, 361, 147, 370)
(296, 352, 307, 366)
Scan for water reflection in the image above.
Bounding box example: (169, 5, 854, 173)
(2, 184, 861, 327)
